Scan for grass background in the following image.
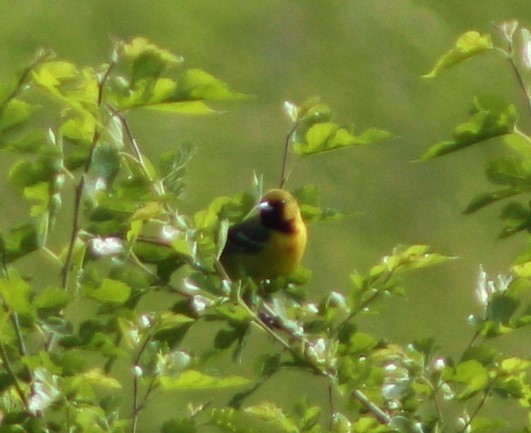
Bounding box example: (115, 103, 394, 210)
(1, 0, 529, 427)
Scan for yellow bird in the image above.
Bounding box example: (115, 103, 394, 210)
(220, 189, 307, 281)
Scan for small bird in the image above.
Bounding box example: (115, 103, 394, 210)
(220, 189, 307, 281)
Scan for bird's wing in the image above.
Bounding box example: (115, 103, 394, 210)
(223, 216, 272, 255)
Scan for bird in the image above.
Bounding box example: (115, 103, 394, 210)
(220, 189, 307, 281)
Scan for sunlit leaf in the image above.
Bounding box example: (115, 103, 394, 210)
(423, 31, 493, 78)
(84, 278, 131, 304)
(175, 69, 247, 101)
(0, 267, 34, 316)
(447, 360, 489, 399)
(35, 287, 70, 312)
(245, 403, 298, 433)
(32, 61, 78, 93)
(24, 182, 50, 216)
(294, 122, 391, 156)
(69, 368, 122, 391)
(159, 369, 250, 390)
(60, 111, 97, 143)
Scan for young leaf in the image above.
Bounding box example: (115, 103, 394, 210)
(159, 369, 250, 390)
(293, 122, 391, 156)
(121, 37, 183, 86)
(84, 278, 131, 304)
(464, 189, 521, 214)
(423, 31, 493, 78)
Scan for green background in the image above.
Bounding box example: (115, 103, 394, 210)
(1, 0, 529, 427)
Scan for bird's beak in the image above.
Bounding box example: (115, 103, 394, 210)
(257, 201, 271, 211)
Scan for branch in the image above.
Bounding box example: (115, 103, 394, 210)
(61, 60, 115, 289)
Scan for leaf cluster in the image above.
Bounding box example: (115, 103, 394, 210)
(0, 33, 527, 433)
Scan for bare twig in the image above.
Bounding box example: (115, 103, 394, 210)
(61, 60, 115, 289)
(279, 122, 299, 189)
(0, 49, 53, 108)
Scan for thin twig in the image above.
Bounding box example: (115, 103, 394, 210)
(351, 389, 391, 424)
(331, 267, 398, 337)
(61, 127, 101, 289)
(460, 382, 494, 433)
(0, 49, 53, 108)
(131, 334, 153, 433)
(239, 298, 391, 424)
(279, 122, 299, 189)
(62, 60, 115, 289)
(495, 24, 531, 123)
(0, 342, 29, 411)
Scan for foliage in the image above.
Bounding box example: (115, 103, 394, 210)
(0, 28, 528, 433)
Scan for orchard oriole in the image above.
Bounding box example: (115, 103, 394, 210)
(220, 189, 307, 281)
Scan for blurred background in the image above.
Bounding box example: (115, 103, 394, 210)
(1, 0, 529, 427)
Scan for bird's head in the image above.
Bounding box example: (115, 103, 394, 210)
(258, 189, 302, 234)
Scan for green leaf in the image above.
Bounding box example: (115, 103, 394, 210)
(486, 293, 520, 324)
(423, 31, 493, 78)
(89, 142, 121, 188)
(0, 98, 39, 131)
(420, 97, 516, 160)
(499, 202, 531, 237)
(84, 278, 131, 304)
(175, 69, 247, 101)
(0, 268, 34, 316)
(448, 360, 489, 399)
(486, 156, 531, 187)
(159, 143, 195, 196)
(1, 221, 40, 262)
(294, 185, 347, 223)
(469, 417, 508, 433)
(35, 287, 70, 312)
(146, 100, 216, 114)
(244, 403, 298, 433)
(464, 189, 521, 213)
(345, 332, 378, 354)
(161, 418, 197, 433)
(294, 122, 391, 156)
(385, 244, 455, 274)
(31, 60, 79, 93)
(60, 111, 97, 143)
(159, 369, 250, 390)
(10, 154, 60, 187)
(122, 37, 183, 86)
(24, 182, 50, 217)
(69, 368, 122, 391)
